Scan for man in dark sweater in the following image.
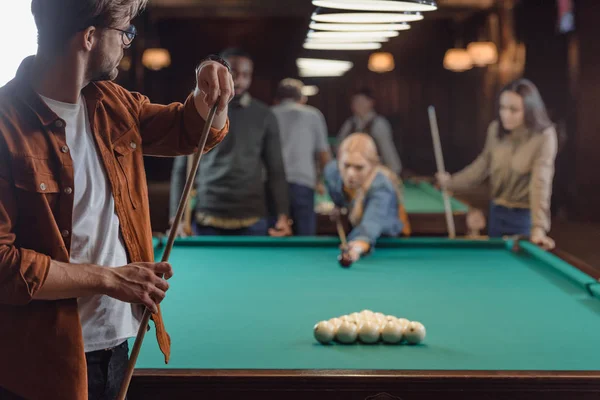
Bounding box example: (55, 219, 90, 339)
(170, 48, 291, 236)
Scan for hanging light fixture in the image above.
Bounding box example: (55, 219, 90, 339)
(368, 52, 395, 73)
(142, 48, 171, 71)
(443, 48, 473, 72)
(303, 41, 383, 50)
(306, 36, 391, 43)
(311, 11, 424, 23)
(312, 0, 437, 12)
(466, 41, 498, 67)
(301, 85, 320, 96)
(307, 30, 399, 39)
(309, 22, 410, 31)
(297, 58, 354, 77)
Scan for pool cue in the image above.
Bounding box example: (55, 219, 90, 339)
(335, 212, 348, 251)
(117, 101, 220, 400)
(427, 106, 456, 239)
(183, 154, 194, 235)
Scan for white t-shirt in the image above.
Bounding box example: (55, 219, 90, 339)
(40, 94, 142, 353)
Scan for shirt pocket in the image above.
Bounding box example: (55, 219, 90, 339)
(112, 128, 142, 209)
(11, 157, 61, 210)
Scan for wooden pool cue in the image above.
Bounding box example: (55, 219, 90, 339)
(335, 210, 348, 250)
(183, 154, 194, 236)
(117, 101, 220, 400)
(427, 106, 456, 239)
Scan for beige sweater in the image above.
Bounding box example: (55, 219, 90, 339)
(448, 120, 558, 233)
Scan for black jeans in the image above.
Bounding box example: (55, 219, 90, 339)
(86, 340, 130, 400)
(1, 341, 130, 400)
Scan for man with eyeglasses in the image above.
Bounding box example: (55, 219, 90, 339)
(0, 1, 233, 399)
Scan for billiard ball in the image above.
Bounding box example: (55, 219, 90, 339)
(314, 321, 336, 344)
(336, 321, 358, 344)
(404, 321, 426, 345)
(358, 321, 380, 344)
(360, 309, 374, 318)
(328, 317, 343, 332)
(338, 252, 353, 268)
(396, 318, 410, 329)
(349, 312, 362, 321)
(381, 321, 404, 344)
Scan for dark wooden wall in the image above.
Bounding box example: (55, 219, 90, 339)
(120, 0, 600, 226)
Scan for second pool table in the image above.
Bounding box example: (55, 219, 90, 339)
(129, 237, 600, 399)
(316, 180, 470, 236)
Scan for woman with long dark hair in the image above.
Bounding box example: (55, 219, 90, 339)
(437, 79, 557, 249)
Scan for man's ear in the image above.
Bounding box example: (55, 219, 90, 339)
(81, 26, 97, 52)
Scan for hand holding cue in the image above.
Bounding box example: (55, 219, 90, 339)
(427, 106, 456, 239)
(116, 100, 220, 400)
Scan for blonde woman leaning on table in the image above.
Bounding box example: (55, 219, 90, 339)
(436, 79, 557, 250)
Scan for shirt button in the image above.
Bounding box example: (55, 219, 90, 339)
(61, 145, 69, 153)
(61, 230, 70, 237)
(55, 120, 64, 128)
(130, 142, 137, 150)
(39, 183, 47, 191)
(64, 187, 73, 195)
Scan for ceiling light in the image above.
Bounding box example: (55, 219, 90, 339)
(311, 11, 424, 23)
(306, 36, 390, 43)
(301, 85, 320, 96)
(467, 41, 498, 66)
(303, 41, 383, 50)
(309, 22, 410, 31)
(297, 58, 354, 70)
(308, 30, 399, 39)
(368, 52, 395, 73)
(443, 48, 473, 72)
(312, 0, 437, 12)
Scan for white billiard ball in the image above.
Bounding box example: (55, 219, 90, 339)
(328, 317, 343, 332)
(381, 322, 404, 344)
(404, 321, 426, 345)
(358, 321, 381, 344)
(336, 322, 358, 344)
(396, 318, 410, 329)
(350, 312, 362, 322)
(360, 309, 374, 318)
(314, 321, 336, 344)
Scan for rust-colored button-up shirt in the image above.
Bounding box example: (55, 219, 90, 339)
(0, 57, 229, 400)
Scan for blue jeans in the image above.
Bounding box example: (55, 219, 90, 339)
(288, 183, 316, 236)
(488, 202, 532, 238)
(193, 218, 268, 236)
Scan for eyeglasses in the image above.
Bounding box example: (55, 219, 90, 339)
(108, 25, 137, 48)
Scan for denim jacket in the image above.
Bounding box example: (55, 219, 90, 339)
(324, 161, 403, 247)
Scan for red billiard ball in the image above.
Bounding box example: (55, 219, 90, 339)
(338, 252, 353, 268)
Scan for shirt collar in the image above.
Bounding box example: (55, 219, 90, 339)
(354, 111, 377, 125)
(12, 56, 104, 127)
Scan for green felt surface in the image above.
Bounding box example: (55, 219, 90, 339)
(135, 238, 600, 372)
(316, 181, 469, 214)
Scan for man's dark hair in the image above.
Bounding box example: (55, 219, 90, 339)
(31, 0, 148, 53)
(353, 87, 375, 100)
(219, 48, 253, 63)
(276, 78, 304, 102)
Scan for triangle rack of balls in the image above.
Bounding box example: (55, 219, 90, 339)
(313, 310, 426, 345)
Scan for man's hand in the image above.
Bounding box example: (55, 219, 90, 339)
(196, 61, 234, 114)
(105, 262, 174, 314)
(531, 227, 556, 251)
(269, 215, 293, 237)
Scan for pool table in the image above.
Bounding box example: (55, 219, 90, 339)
(316, 180, 470, 236)
(129, 237, 600, 399)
